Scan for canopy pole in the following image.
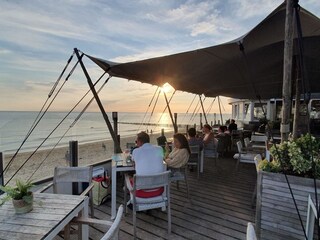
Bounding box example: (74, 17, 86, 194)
(74, 48, 122, 153)
(163, 91, 178, 133)
(218, 96, 223, 125)
(199, 95, 208, 124)
(281, 0, 294, 142)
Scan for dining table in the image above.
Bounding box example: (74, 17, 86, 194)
(0, 192, 89, 240)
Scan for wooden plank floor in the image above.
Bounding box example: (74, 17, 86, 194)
(56, 154, 257, 240)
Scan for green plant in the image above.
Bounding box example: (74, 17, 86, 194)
(0, 179, 34, 205)
(263, 133, 320, 178)
(258, 159, 281, 172)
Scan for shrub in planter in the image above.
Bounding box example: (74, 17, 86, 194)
(259, 133, 320, 178)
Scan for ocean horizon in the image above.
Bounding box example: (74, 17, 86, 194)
(0, 111, 231, 154)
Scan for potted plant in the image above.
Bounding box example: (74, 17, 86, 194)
(255, 134, 320, 239)
(0, 179, 34, 214)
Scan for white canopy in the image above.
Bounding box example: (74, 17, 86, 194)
(86, 2, 320, 100)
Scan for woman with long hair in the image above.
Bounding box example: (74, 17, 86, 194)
(164, 133, 190, 168)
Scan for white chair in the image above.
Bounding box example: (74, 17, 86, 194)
(188, 145, 201, 178)
(246, 222, 257, 240)
(73, 204, 123, 240)
(306, 194, 319, 240)
(40, 166, 95, 217)
(123, 171, 171, 239)
(251, 154, 262, 207)
(234, 141, 258, 170)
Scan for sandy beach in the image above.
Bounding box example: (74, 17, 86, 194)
(2, 131, 174, 184)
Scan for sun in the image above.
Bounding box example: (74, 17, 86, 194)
(161, 83, 174, 93)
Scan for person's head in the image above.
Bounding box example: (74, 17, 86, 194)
(202, 124, 212, 133)
(231, 119, 235, 124)
(187, 128, 197, 138)
(173, 133, 191, 154)
(218, 126, 225, 133)
(136, 131, 150, 147)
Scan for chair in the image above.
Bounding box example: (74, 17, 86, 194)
(188, 145, 201, 178)
(233, 141, 258, 170)
(123, 171, 171, 239)
(41, 166, 95, 217)
(73, 204, 123, 240)
(202, 139, 219, 166)
(246, 222, 257, 240)
(306, 194, 319, 240)
(251, 154, 262, 207)
(169, 164, 190, 198)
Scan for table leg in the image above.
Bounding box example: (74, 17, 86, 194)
(81, 197, 89, 240)
(200, 150, 204, 173)
(111, 165, 116, 219)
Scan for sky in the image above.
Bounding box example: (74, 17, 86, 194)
(1, 0, 320, 115)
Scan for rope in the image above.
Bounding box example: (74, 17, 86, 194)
(0, 52, 79, 180)
(137, 87, 159, 133)
(206, 97, 216, 115)
(27, 74, 110, 181)
(146, 89, 161, 127)
(181, 94, 197, 124)
(152, 90, 176, 132)
(4, 56, 101, 185)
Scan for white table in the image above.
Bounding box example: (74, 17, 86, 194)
(0, 192, 89, 240)
(111, 154, 134, 219)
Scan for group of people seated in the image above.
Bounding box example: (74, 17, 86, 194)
(125, 120, 237, 198)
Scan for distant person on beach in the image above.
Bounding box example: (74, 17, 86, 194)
(228, 119, 237, 132)
(126, 131, 165, 198)
(164, 133, 190, 169)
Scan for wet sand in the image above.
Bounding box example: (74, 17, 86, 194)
(2, 132, 174, 184)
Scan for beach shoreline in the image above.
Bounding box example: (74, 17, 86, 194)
(3, 131, 174, 184)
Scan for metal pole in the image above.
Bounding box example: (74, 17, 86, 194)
(74, 48, 122, 153)
(174, 113, 178, 132)
(199, 95, 208, 124)
(163, 91, 178, 133)
(200, 113, 203, 129)
(218, 96, 224, 125)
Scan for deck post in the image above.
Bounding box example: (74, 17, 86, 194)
(112, 112, 120, 153)
(69, 141, 79, 195)
(0, 152, 3, 187)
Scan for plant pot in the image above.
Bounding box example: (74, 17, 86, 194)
(12, 193, 33, 214)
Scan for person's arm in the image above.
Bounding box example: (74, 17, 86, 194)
(165, 149, 189, 168)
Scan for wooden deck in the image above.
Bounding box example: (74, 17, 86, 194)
(56, 154, 257, 240)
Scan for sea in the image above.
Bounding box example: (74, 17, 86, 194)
(0, 111, 231, 154)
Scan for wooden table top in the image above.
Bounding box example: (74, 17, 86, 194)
(0, 192, 87, 240)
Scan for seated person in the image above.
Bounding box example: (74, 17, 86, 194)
(164, 133, 190, 169)
(187, 127, 203, 150)
(202, 124, 218, 156)
(127, 131, 164, 198)
(228, 119, 238, 133)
